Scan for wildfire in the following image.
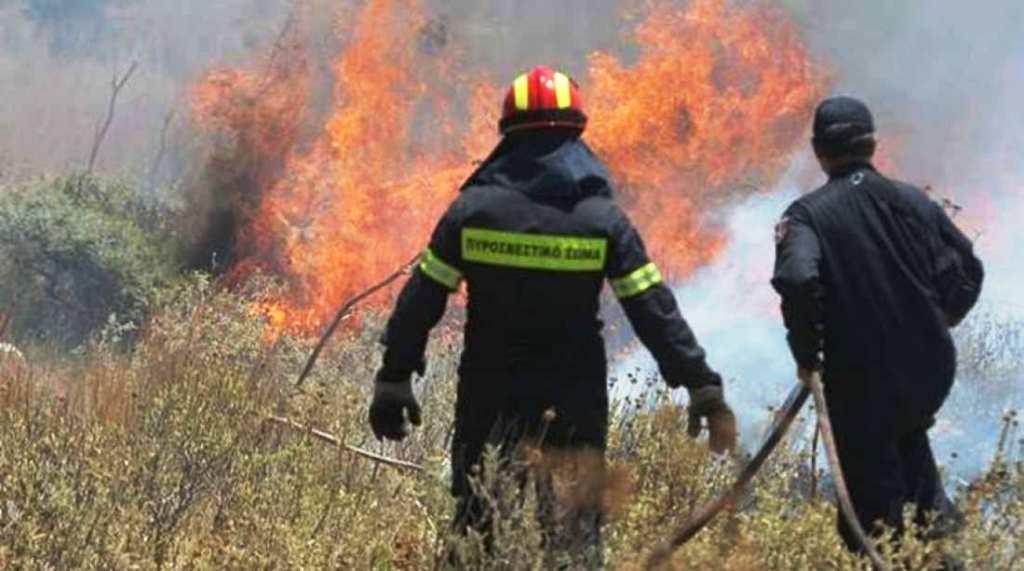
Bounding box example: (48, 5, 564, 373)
(587, 0, 822, 272)
(191, 0, 824, 333)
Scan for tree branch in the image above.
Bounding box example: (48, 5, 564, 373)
(258, 12, 297, 96)
(294, 257, 417, 389)
(147, 110, 176, 193)
(87, 60, 139, 172)
(265, 416, 423, 472)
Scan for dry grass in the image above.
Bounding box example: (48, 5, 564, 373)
(0, 278, 1019, 570)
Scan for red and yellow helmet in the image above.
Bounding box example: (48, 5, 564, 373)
(499, 66, 587, 135)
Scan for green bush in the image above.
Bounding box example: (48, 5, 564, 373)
(0, 172, 179, 346)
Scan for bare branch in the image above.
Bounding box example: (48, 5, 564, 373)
(87, 60, 140, 172)
(147, 110, 176, 193)
(265, 416, 423, 472)
(258, 12, 298, 95)
(294, 256, 417, 389)
(810, 422, 821, 502)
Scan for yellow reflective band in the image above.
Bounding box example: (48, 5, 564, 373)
(462, 228, 607, 272)
(610, 263, 663, 298)
(419, 249, 463, 290)
(514, 74, 530, 111)
(554, 72, 572, 109)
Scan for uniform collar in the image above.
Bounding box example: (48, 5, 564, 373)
(461, 133, 613, 198)
(827, 160, 876, 181)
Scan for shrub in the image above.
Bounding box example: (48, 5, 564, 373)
(0, 172, 179, 346)
(0, 279, 1019, 569)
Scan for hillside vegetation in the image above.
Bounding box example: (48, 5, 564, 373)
(0, 266, 1020, 569)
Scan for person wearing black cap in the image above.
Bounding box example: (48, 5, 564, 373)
(771, 96, 984, 559)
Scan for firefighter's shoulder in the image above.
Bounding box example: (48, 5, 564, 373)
(457, 183, 524, 210)
(866, 171, 949, 226)
(560, 194, 634, 242)
(886, 176, 943, 212)
(783, 177, 847, 223)
(444, 183, 508, 221)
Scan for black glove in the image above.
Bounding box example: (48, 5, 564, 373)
(686, 385, 737, 454)
(368, 370, 422, 441)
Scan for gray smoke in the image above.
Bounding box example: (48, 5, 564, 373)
(0, 0, 631, 183)
(791, 0, 1024, 185)
(0, 0, 289, 178)
(427, 0, 625, 80)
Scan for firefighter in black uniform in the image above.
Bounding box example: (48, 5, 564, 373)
(772, 96, 984, 557)
(368, 66, 737, 567)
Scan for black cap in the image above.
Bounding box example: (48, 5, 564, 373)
(812, 96, 875, 144)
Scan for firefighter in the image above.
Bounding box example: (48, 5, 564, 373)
(772, 96, 984, 560)
(369, 66, 736, 567)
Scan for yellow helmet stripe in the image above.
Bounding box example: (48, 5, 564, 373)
(554, 72, 572, 109)
(513, 74, 530, 111)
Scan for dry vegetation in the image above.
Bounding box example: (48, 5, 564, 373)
(0, 278, 1019, 570)
(0, 1, 1020, 568)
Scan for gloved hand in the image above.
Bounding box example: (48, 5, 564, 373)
(686, 385, 737, 454)
(368, 370, 422, 441)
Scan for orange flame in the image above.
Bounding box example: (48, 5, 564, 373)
(191, 37, 311, 193)
(191, 0, 824, 333)
(587, 0, 823, 272)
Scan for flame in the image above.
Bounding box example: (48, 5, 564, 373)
(191, 37, 311, 193)
(587, 0, 823, 273)
(191, 0, 824, 333)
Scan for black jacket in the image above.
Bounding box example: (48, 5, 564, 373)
(772, 163, 983, 425)
(380, 131, 720, 395)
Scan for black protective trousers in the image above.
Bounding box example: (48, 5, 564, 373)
(447, 348, 608, 569)
(449, 427, 605, 570)
(830, 404, 962, 552)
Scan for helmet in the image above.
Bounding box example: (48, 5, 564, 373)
(499, 66, 587, 135)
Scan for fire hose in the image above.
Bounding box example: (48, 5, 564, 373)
(807, 371, 891, 571)
(644, 372, 891, 571)
(644, 382, 809, 569)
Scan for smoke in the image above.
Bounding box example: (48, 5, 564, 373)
(426, 0, 626, 80)
(611, 155, 806, 440)
(0, 0, 290, 178)
(793, 0, 1024, 173)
